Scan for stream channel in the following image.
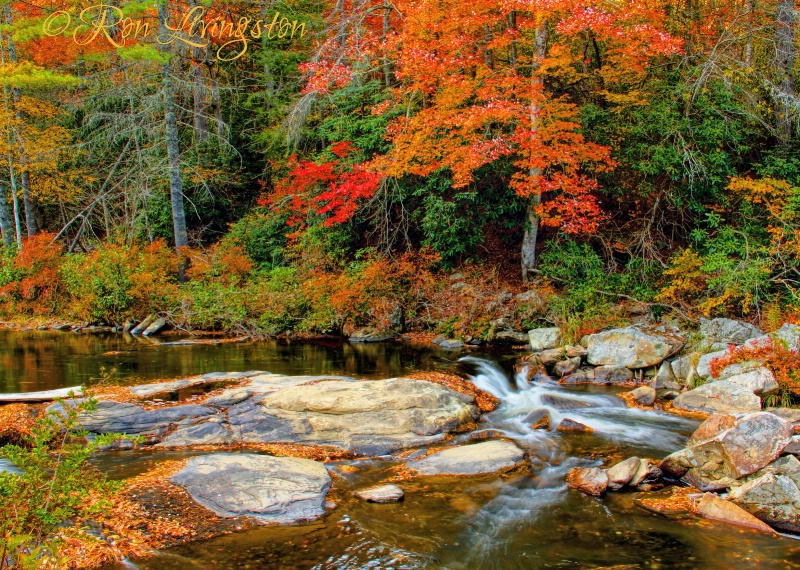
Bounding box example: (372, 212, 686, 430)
(3, 330, 800, 569)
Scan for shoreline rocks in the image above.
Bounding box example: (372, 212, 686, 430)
(170, 454, 332, 524)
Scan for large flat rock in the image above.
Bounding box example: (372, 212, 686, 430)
(53, 375, 479, 456)
(170, 454, 331, 524)
(406, 440, 525, 476)
(230, 378, 478, 455)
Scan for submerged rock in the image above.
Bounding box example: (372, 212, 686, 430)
(170, 454, 331, 524)
(660, 412, 793, 491)
(672, 381, 761, 415)
(566, 467, 608, 496)
(586, 327, 682, 369)
(695, 492, 774, 533)
(557, 418, 593, 433)
(523, 409, 551, 430)
(406, 440, 525, 476)
(354, 484, 404, 503)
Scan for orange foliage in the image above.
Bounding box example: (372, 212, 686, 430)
(709, 337, 800, 397)
(187, 244, 254, 286)
(0, 233, 63, 315)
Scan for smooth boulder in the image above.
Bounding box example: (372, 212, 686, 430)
(587, 327, 681, 369)
(586, 327, 683, 369)
(170, 454, 331, 524)
(605, 457, 641, 490)
(406, 440, 525, 476)
(672, 381, 761, 415)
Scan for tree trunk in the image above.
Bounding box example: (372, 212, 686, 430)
(745, 0, 755, 67)
(189, 0, 209, 143)
(0, 183, 13, 247)
(4, 6, 36, 236)
(775, 0, 795, 141)
(159, 2, 189, 281)
(521, 24, 547, 283)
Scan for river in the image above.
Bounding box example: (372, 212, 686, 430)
(3, 330, 800, 569)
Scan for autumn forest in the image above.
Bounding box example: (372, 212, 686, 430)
(0, 0, 798, 338)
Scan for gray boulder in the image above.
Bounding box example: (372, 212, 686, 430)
(725, 369, 779, 396)
(774, 323, 800, 351)
(406, 440, 525, 476)
(528, 327, 563, 351)
(587, 327, 682, 369)
(594, 365, 634, 385)
(660, 412, 793, 490)
(695, 350, 728, 379)
(728, 456, 800, 532)
(495, 331, 531, 345)
(170, 454, 331, 524)
(630, 459, 662, 487)
(672, 381, 761, 415)
(699, 318, 763, 346)
(53, 375, 477, 455)
(651, 360, 677, 389)
(671, 354, 699, 384)
(717, 360, 763, 380)
(622, 386, 656, 406)
(349, 328, 399, 343)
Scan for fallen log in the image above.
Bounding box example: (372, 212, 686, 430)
(0, 386, 84, 403)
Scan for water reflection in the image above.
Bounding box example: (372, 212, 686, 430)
(0, 330, 503, 393)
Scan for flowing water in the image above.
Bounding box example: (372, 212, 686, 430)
(3, 331, 800, 568)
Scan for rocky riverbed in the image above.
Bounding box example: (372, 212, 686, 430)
(5, 316, 800, 568)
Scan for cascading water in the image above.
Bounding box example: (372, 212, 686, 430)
(449, 357, 699, 568)
(459, 356, 696, 454)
